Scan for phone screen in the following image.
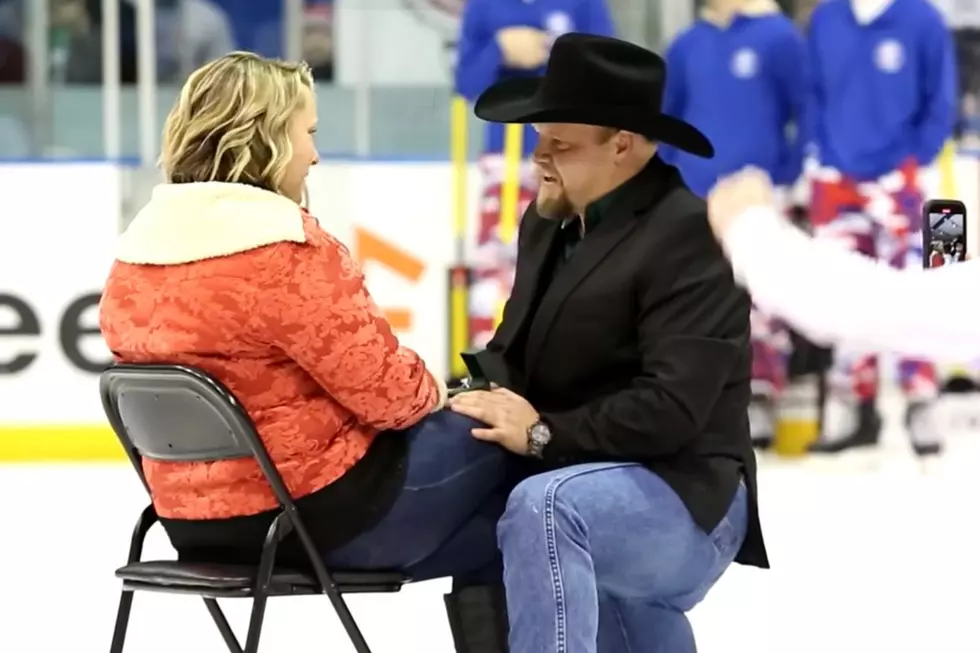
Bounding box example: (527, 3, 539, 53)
(924, 200, 968, 269)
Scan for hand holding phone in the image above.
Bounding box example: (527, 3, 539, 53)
(923, 199, 967, 269)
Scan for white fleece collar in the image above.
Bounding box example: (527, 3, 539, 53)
(851, 0, 896, 24)
(701, 0, 780, 27)
(116, 182, 307, 265)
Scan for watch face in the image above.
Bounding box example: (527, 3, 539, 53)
(531, 423, 550, 443)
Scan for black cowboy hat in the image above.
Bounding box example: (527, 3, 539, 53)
(474, 33, 714, 158)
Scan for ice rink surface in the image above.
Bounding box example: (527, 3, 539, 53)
(5, 398, 980, 653)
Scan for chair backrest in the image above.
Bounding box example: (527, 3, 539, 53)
(100, 364, 294, 507)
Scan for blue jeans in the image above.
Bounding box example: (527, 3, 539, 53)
(498, 462, 748, 653)
(325, 410, 516, 585)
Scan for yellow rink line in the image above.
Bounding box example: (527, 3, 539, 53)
(0, 425, 125, 462)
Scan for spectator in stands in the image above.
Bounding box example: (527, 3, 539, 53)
(99, 52, 519, 653)
(210, 0, 280, 54)
(302, 1, 333, 82)
(0, 0, 21, 41)
(250, 0, 334, 80)
(48, 0, 232, 83)
(0, 31, 24, 83)
(154, 0, 236, 82)
(47, 0, 138, 83)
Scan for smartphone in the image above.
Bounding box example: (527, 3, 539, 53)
(923, 199, 968, 269)
(924, 200, 977, 391)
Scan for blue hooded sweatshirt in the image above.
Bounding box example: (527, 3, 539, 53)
(659, 0, 807, 198)
(454, 0, 615, 157)
(806, 0, 956, 180)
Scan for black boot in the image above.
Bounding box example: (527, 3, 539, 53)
(444, 584, 510, 653)
(749, 394, 774, 451)
(808, 398, 882, 453)
(906, 401, 943, 457)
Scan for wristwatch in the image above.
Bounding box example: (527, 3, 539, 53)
(527, 420, 552, 459)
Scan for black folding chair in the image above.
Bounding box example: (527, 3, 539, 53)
(100, 363, 409, 653)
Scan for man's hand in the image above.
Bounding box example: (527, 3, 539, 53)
(495, 27, 550, 69)
(448, 387, 540, 455)
(707, 166, 777, 242)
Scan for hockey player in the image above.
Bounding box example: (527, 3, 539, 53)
(454, 0, 615, 347)
(660, 0, 807, 448)
(803, 0, 957, 456)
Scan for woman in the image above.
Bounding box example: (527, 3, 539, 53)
(99, 52, 508, 653)
(707, 167, 980, 362)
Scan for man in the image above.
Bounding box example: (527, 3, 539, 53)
(803, 0, 956, 457)
(454, 0, 615, 349)
(952, 240, 966, 262)
(448, 33, 768, 653)
(661, 0, 805, 200)
(660, 0, 807, 448)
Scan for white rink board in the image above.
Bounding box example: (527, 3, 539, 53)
(0, 157, 978, 428)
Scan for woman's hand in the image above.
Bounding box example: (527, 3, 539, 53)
(707, 167, 777, 241)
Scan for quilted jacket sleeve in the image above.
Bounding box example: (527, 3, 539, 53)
(251, 229, 446, 431)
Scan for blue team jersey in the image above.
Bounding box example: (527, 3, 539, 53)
(454, 0, 615, 156)
(806, 0, 956, 179)
(660, 6, 806, 197)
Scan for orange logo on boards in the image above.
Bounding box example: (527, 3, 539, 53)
(353, 228, 426, 331)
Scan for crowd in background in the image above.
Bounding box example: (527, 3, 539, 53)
(0, 0, 785, 160)
(2, 0, 980, 158)
(0, 0, 334, 85)
(0, 0, 336, 157)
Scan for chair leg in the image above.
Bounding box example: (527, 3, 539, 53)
(203, 598, 245, 653)
(333, 596, 373, 653)
(242, 594, 269, 653)
(109, 590, 135, 653)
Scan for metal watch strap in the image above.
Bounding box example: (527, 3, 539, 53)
(527, 420, 551, 458)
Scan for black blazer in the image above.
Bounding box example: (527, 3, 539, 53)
(476, 159, 768, 568)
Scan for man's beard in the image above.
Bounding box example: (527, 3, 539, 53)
(536, 188, 574, 219)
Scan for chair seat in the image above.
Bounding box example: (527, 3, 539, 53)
(116, 560, 408, 595)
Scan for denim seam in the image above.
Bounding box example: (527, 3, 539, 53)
(544, 475, 568, 653)
(710, 482, 748, 556)
(680, 487, 748, 608)
(540, 463, 637, 653)
(709, 516, 734, 556)
(611, 599, 635, 653)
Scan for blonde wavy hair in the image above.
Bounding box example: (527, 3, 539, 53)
(160, 52, 314, 193)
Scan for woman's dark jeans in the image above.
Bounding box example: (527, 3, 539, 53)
(325, 410, 522, 586)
